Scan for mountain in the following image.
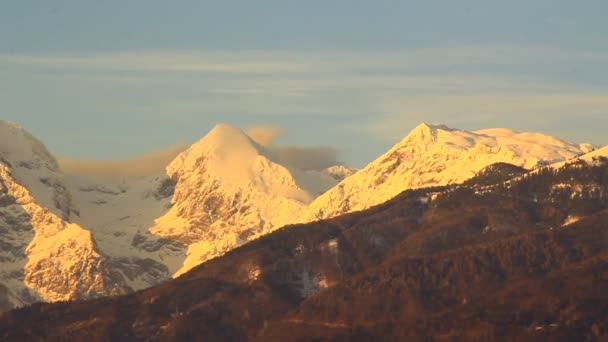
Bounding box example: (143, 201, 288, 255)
(0, 122, 125, 313)
(0, 120, 597, 315)
(64, 173, 187, 292)
(0, 121, 74, 220)
(3, 150, 608, 340)
(299, 123, 594, 222)
(549, 145, 608, 169)
(150, 124, 341, 276)
(0, 122, 345, 312)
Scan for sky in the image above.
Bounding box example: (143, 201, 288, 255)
(1, 1, 608, 167)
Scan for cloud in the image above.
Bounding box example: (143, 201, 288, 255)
(245, 126, 281, 147)
(57, 144, 188, 178)
(272, 146, 339, 171)
(245, 126, 340, 171)
(0, 51, 311, 74)
(2, 45, 607, 75)
(3, 46, 607, 119)
(4, 46, 608, 165)
(57, 125, 340, 179)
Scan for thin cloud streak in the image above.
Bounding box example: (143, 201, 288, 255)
(0, 51, 311, 74)
(57, 144, 189, 179)
(2, 45, 607, 74)
(3, 45, 608, 157)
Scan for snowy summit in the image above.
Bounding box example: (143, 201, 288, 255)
(299, 123, 594, 221)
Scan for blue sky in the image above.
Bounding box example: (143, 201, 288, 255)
(1, 1, 608, 166)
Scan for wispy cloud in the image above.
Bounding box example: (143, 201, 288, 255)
(245, 125, 340, 171)
(3, 45, 608, 145)
(57, 144, 188, 178)
(0, 51, 311, 74)
(2, 45, 607, 74)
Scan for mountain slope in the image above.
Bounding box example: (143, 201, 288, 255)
(65, 174, 187, 292)
(0, 120, 598, 316)
(151, 124, 341, 275)
(3, 156, 608, 340)
(299, 123, 593, 222)
(0, 122, 180, 312)
(0, 121, 347, 313)
(549, 145, 608, 169)
(0, 157, 125, 313)
(0, 121, 73, 220)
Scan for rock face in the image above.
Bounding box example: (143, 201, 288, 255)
(0, 122, 171, 312)
(0, 121, 73, 220)
(0, 122, 345, 312)
(0, 120, 597, 314)
(0, 158, 125, 313)
(65, 174, 187, 292)
(299, 123, 594, 222)
(4, 156, 608, 341)
(0, 122, 117, 312)
(150, 124, 334, 276)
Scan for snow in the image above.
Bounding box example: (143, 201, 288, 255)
(548, 145, 608, 170)
(0, 121, 344, 304)
(2, 120, 600, 312)
(152, 124, 343, 276)
(65, 173, 187, 289)
(0, 121, 71, 219)
(299, 123, 592, 222)
(322, 165, 357, 181)
(0, 161, 120, 307)
(24, 223, 104, 301)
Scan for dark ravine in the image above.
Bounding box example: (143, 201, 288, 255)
(2, 161, 608, 341)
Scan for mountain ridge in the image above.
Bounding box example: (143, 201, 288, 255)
(0, 120, 603, 314)
(3, 151, 608, 340)
(152, 124, 333, 276)
(299, 122, 595, 222)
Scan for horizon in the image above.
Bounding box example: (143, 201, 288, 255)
(4, 119, 602, 181)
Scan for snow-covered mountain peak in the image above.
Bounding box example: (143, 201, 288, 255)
(0, 161, 125, 312)
(0, 122, 348, 312)
(190, 123, 260, 159)
(473, 128, 594, 167)
(409, 122, 451, 132)
(153, 124, 342, 275)
(299, 124, 592, 222)
(401, 122, 454, 144)
(0, 120, 58, 171)
(166, 123, 305, 199)
(0, 121, 72, 220)
(206, 123, 256, 144)
(167, 124, 262, 181)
